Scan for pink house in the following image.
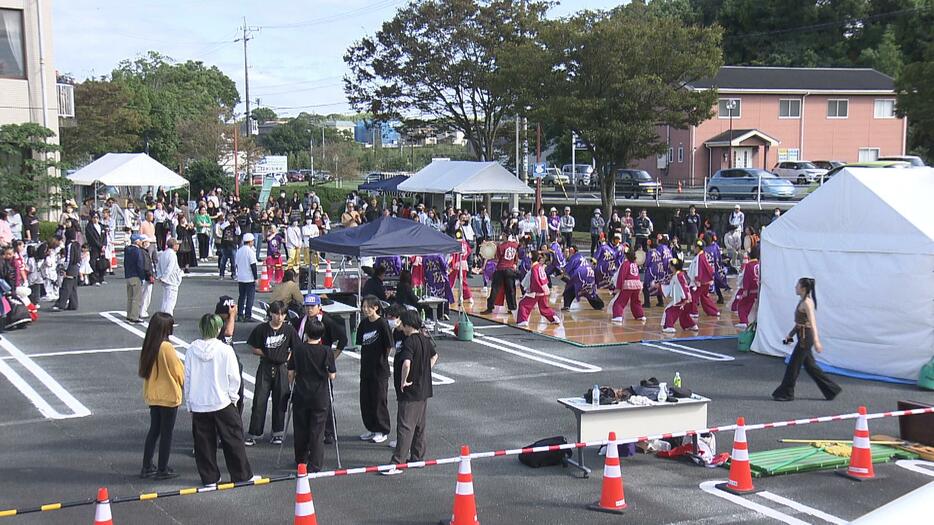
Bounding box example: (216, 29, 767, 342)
(635, 66, 907, 186)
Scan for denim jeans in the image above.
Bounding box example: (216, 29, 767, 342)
(238, 282, 256, 320)
(219, 247, 236, 278)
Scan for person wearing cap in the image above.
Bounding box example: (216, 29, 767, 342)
(729, 204, 745, 232)
(589, 208, 605, 256)
(235, 233, 259, 322)
(124, 234, 148, 322)
(559, 207, 575, 247)
(214, 296, 245, 414)
(294, 293, 347, 443)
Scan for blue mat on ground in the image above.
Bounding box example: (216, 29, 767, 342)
(782, 355, 915, 385)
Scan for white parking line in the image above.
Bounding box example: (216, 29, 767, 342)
(757, 491, 847, 524)
(0, 337, 92, 420)
(896, 460, 934, 477)
(0, 347, 140, 360)
(641, 342, 734, 362)
(437, 322, 602, 373)
(99, 311, 255, 400)
(341, 350, 455, 386)
(699, 480, 810, 525)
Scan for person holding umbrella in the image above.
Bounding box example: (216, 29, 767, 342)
(288, 318, 337, 472)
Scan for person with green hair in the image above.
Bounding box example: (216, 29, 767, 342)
(184, 313, 254, 487)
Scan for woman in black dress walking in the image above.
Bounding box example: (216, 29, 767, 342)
(772, 277, 841, 402)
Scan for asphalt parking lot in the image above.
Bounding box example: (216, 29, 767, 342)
(1, 268, 932, 524)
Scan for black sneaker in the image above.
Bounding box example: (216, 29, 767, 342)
(153, 468, 179, 480)
(772, 395, 794, 402)
(140, 466, 157, 479)
(323, 435, 335, 445)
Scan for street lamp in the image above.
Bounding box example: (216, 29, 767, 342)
(726, 99, 736, 168)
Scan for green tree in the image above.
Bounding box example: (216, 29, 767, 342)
(251, 107, 278, 123)
(527, 3, 722, 213)
(344, 0, 550, 161)
(186, 158, 232, 196)
(860, 26, 904, 76)
(896, 43, 934, 160)
(60, 80, 146, 164)
(0, 123, 64, 212)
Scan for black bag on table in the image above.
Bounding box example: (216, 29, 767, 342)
(518, 436, 571, 468)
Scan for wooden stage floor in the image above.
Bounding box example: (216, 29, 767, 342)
(453, 281, 741, 346)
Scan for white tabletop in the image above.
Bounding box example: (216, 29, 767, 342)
(418, 297, 448, 305)
(322, 301, 359, 315)
(558, 395, 710, 415)
(301, 288, 339, 295)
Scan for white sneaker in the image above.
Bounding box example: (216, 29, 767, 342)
(550, 318, 562, 325)
(611, 317, 623, 322)
(735, 323, 748, 329)
(689, 314, 699, 319)
(662, 327, 676, 333)
(689, 325, 700, 332)
(359, 432, 375, 441)
(380, 466, 404, 476)
(371, 432, 388, 444)
(516, 320, 529, 327)
(637, 317, 647, 321)
(249, 475, 262, 482)
(388, 439, 397, 448)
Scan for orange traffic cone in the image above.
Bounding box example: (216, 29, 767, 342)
(677, 180, 683, 193)
(442, 445, 479, 525)
(323, 260, 334, 289)
(294, 463, 318, 525)
(717, 417, 758, 495)
(257, 265, 271, 293)
(110, 255, 118, 269)
(26, 303, 38, 322)
(588, 432, 627, 514)
(93, 487, 113, 525)
(837, 406, 875, 481)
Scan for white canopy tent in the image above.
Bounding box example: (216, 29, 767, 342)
(397, 160, 533, 194)
(752, 167, 934, 381)
(68, 153, 188, 189)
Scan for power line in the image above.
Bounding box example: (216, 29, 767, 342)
(724, 6, 930, 41)
(257, 0, 404, 29)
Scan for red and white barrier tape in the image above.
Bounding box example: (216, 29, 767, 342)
(308, 406, 934, 479)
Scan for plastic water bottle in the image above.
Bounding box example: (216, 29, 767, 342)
(673, 372, 682, 389)
(591, 385, 600, 407)
(657, 382, 668, 403)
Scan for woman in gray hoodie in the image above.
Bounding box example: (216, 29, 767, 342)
(185, 314, 254, 486)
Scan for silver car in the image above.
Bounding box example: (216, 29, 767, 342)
(708, 168, 796, 200)
(772, 161, 828, 184)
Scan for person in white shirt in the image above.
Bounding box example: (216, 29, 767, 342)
(285, 219, 304, 272)
(8, 208, 23, 240)
(518, 211, 538, 240)
(157, 239, 184, 316)
(235, 233, 258, 322)
(302, 219, 320, 288)
(185, 314, 254, 486)
(729, 205, 745, 231)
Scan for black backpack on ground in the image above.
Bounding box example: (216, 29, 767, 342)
(518, 436, 571, 468)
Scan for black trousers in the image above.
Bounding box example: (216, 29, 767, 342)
(55, 276, 78, 310)
(562, 286, 605, 310)
(293, 405, 329, 472)
(197, 233, 210, 259)
(192, 404, 253, 485)
(360, 376, 391, 435)
(143, 406, 177, 471)
(486, 269, 517, 311)
(248, 361, 289, 438)
(155, 223, 167, 251)
(561, 232, 573, 247)
(773, 332, 842, 400)
(89, 248, 105, 284)
(635, 236, 649, 252)
(642, 280, 663, 307)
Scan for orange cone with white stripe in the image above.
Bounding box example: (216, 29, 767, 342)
(110, 255, 118, 269)
(323, 260, 334, 289)
(442, 445, 479, 525)
(257, 265, 271, 293)
(837, 406, 875, 481)
(588, 432, 627, 514)
(717, 417, 757, 495)
(294, 463, 318, 524)
(93, 487, 113, 525)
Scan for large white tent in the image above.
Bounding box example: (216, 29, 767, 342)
(397, 160, 533, 194)
(68, 153, 188, 188)
(752, 167, 934, 381)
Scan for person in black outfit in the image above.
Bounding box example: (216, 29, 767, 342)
(215, 296, 245, 415)
(84, 212, 106, 285)
(772, 278, 841, 402)
(383, 310, 438, 475)
(245, 301, 299, 446)
(53, 230, 81, 311)
(684, 205, 701, 247)
(362, 266, 389, 302)
(355, 296, 393, 443)
(288, 318, 336, 472)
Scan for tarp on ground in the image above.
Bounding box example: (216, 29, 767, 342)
(752, 167, 934, 381)
(308, 216, 461, 257)
(397, 160, 533, 194)
(68, 153, 188, 188)
(358, 175, 409, 192)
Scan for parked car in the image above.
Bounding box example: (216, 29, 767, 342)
(615, 169, 661, 199)
(877, 155, 926, 167)
(708, 168, 795, 200)
(772, 161, 828, 184)
(541, 167, 569, 187)
(812, 160, 845, 171)
(314, 171, 332, 183)
(287, 170, 306, 182)
(561, 164, 594, 186)
(807, 161, 912, 194)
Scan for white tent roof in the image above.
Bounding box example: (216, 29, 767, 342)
(763, 167, 934, 255)
(68, 153, 189, 189)
(397, 160, 533, 194)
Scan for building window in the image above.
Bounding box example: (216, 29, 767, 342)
(874, 99, 896, 119)
(0, 9, 26, 79)
(827, 99, 849, 119)
(858, 148, 880, 162)
(668, 147, 674, 163)
(677, 145, 684, 163)
(718, 98, 741, 118)
(779, 99, 801, 118)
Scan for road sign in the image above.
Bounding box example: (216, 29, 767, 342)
(533, 163, 546, 179)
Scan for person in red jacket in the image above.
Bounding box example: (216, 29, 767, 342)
(689, 240, 719, 318)
(663, 258, 698, 333)
(448, 230, 473, 304)
(516, 251, 558, 327)
(481, 234, 520, 315)
(732, 245, 760, 328)
(609, 247, 645, 321)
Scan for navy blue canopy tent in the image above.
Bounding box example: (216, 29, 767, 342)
(358, 175, 408, 193)
(308, 216, 460, 257)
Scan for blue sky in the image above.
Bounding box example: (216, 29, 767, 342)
(53, 0, 622, 118)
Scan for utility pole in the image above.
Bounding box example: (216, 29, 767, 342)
(236, 17, 259, 183)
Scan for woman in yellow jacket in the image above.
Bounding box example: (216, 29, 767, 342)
(138, 312, 184, 480)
